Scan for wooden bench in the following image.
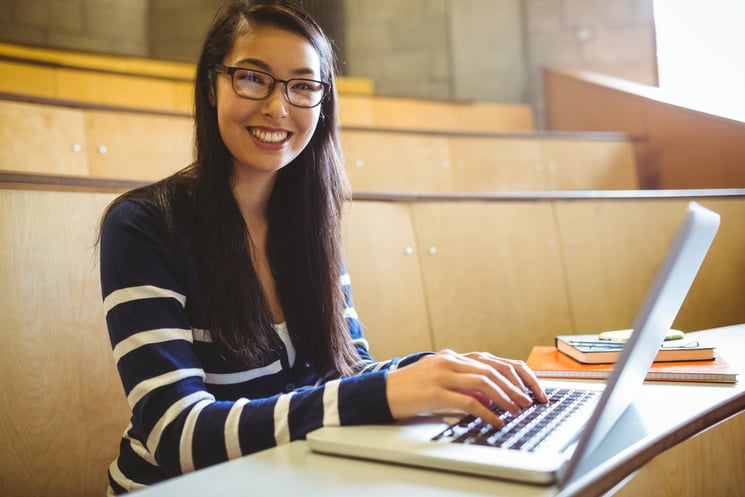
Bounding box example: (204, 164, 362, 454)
(344, 191, 745, 360)
(544, 67, 745, 189)
(0, 98, 192, 181)
(338, 94, 534, 132)
(342, 128, 640, 192)
(3, 177, 745, 497)
(1, 42, 533, 132)
(1, 97, 634, 191)
(0, 185, 128, 497)
(0, 42, 373, 114)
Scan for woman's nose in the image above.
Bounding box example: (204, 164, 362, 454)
(261, 83, 289, 118)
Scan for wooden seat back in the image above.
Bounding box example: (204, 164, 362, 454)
(342, 129, 640, 192)
(2, 181, 744, 497)
(0, 187, 128, 497)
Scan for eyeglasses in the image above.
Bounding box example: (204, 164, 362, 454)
(213, 64, 329, 108)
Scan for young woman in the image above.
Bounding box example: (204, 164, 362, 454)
(98, 0, 546, 494)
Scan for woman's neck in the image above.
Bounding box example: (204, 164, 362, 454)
(230, 167, 285, 324)
(230, 168, 277, 229)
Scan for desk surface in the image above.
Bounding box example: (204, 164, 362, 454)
(135, 325, 744, 497)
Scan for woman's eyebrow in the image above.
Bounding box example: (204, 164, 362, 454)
(233, 57, 318, 77)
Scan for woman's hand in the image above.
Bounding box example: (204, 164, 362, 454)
(385, 349, 548, 427)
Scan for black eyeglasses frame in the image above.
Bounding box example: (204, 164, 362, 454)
(212, 64, 330, 108)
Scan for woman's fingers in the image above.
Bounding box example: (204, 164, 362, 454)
(434, 352, 535, 411)
(386, 349, 548, 423)
(441, 390, 506, 427)
(463, 352, 548, 404)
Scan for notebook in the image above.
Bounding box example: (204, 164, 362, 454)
(307, 201, 720, 486)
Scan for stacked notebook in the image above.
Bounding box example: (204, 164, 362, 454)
(554, 332, 715, 364)
(527, 332, 737, 384)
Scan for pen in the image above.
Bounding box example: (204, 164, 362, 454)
(568, 340, 626, 349)
(568, 339, 700, 349)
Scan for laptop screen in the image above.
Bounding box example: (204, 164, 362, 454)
(558, 201, 720, 485)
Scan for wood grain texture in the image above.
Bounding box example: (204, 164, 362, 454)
(410, 201, 573, 360)
(343, 129, 639, 193)
(554, 198, 745, 334)
(342, 201, 433, 358)
(0, 189, 129, 497)
(84, 109, 193, 180)
(449, 136, 545, 191)
(342, 130, 453, 192)
(609, 411, 745, 497)
(338, 94, 534, 132)
(540, 139, 638, 190)
(0, 100, 88, 175)
(545, 68, 745, 189)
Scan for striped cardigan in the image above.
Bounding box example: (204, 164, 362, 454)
(100, 198, 425, 494)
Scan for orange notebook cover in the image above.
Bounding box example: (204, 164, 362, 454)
(526, 346, 738, 384)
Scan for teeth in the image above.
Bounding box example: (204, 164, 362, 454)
(251, 128, 288, 143)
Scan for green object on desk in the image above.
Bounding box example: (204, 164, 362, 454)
(598, 328, 685, 342)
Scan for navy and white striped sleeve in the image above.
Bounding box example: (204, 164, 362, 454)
(100, 199, 396, 490)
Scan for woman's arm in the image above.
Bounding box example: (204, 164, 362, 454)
(385, 350, 548, 428)
(338, 264, 547, 428)
(100, 199, 395, 484)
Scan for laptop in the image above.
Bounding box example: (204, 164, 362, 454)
(307, 201, 720, 486)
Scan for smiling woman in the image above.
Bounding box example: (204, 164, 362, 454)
(213, 23, 324, 184)
(96, 1, 546, 494)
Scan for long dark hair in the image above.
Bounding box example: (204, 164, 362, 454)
(103, 0, 360, 376)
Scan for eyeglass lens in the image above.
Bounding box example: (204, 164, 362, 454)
(232, 68, 325, 107)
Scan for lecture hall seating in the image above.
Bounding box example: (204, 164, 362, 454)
(342, 128, 640, 192)
(4, 172, 745, 497)
(544, 67, 745, 189)
(0, 96, 642, 191)
(0, 42, 533, 131)
(3, 41, 745, 497)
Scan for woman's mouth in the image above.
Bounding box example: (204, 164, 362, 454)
(249, 127, 290, 143)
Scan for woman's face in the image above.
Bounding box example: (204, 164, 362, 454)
(215, 25, 323, 179)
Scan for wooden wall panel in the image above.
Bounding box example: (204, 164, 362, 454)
(554, 199, 690, 334)
(0, 189, 129, 497)
(448, 136, 545, 191)
(553, 198, 745, 335)
(541, 139, 638, 190)
(0, 60, 56, 98)
(452, 102, 535, 133)
(646, 102, 745, 189)
(544, 72, 647, 135)
(55, 69, 179, 112)
(343, 130, 639, 193)
(411, 201, 573, 360)
(342, 201, 433, 358)
(0, 100, 88, 175)
(612, 411, 745, 497)
(674, 198, 745, 330)
(84, 110, 193, 181)
(338, 94, 534, 132)
(544, 68, 745, 189)
(341, 130, 453, 192)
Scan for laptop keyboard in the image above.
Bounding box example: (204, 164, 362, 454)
(431, 387, 599, 452)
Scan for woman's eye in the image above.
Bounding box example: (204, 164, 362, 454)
(239, 71, 268, 85)
(290, 80, 322, 92)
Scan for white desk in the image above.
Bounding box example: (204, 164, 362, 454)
(135, 325, 745, 497)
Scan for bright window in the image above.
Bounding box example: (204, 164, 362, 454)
(654, 0, 745, 120)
